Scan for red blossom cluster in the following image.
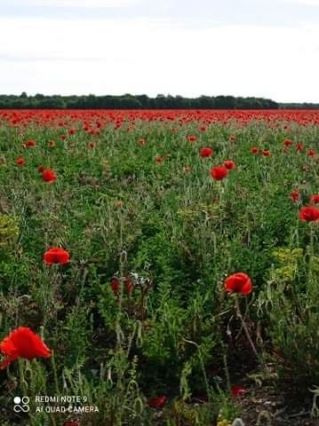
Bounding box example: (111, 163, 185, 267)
(3, 109, 319, 129)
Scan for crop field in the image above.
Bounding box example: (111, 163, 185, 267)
(1, 109, 319, 425)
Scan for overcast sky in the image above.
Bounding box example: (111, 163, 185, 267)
(0, 0, 319, 102)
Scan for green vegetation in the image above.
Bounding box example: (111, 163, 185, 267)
(1, 115, 319, 425)
(0, 93, 278, 109)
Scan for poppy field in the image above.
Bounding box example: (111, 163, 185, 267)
(1, 109, 319, 425)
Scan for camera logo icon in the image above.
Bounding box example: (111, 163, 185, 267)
(13, 396, 30, 413)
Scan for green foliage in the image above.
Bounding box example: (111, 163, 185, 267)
(0, 93, 279, 109)
(0, 213, 19, 247)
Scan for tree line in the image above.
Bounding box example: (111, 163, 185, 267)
(0, 93, 280, 109)
(278, 103, 319, 110)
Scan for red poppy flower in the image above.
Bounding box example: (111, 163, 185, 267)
(283, 139, 293, 147)
(210, 166, 228, 181)
(231, 385, 247, 397)
(296, 143, 304, 152)
(262, 149, 271, 157)
(16, 157, 25, 166)
(308, 149, 316, 157)
(111, 277, 120, 295)
(155, 155, 164, 164)
(187, 135, 197, 143)
(23, 139, 36, 148)
(148, 395, 167, 409)
(290, 190, 300, 203)
(224, 160, 236, 170)
(310, 195, 319, 204)
(124, 276, 134, 294)
(88, 142, 96, 149)
(250, 147, 259, 154)
(110, 276, 134, 296)
(43, 247, 70, 265)
(224, 272, 253, 295)
(199, 147, 213, 158)
(42, 168, 57, 183)
(0, 327, 51, 369)
(299, 206, 319, 222)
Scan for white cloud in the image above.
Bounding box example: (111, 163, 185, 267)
(0, 16, 318, 102)
(21, 0, 140, 8)
(283, 0, 319, 5)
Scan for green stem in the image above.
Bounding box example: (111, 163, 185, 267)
(234, 296, 259, 360)
(18, 359, 28, 396)
(309, 224, 315, 282)
(51, 352, 60, 395)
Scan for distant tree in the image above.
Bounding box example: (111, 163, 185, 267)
(0, 93, 281, 109)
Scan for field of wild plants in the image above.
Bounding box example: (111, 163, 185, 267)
(2, 109, 319, 426)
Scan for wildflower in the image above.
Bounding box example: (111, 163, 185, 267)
(110, 276, 134, 296)
(310, 194, 319, 204)
(224, 160, 236, 170)
(155, 155, 164, 164)
(16, 157, 25, 166)
(299, 206, 319, 222)
(250, 147, 259, 154)
(0, 214, 19, 247)
(262, 149, 271, 157)
(0, 327, 51, 369)
(111, 277, 120, 295)
(187, 135, 197, 143)
(42, 168, 57, 183)
(199, 147, 213, 158)
(43, 247, 70, 265)
(231, 385, 247, 397)
(148, 395, 167, 409)
(224, 272, 252, 295)
(283, 139, 293, 147)
(23, 139, 36, 148)
(290, 190, 300, 203)
(210, 166, 228, 181)
(124, 276, 134, 294)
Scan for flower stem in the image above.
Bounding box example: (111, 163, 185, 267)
(51, 352, 60, 395)
(234, 296, 259, 359)
(18, 360, 28, 396)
